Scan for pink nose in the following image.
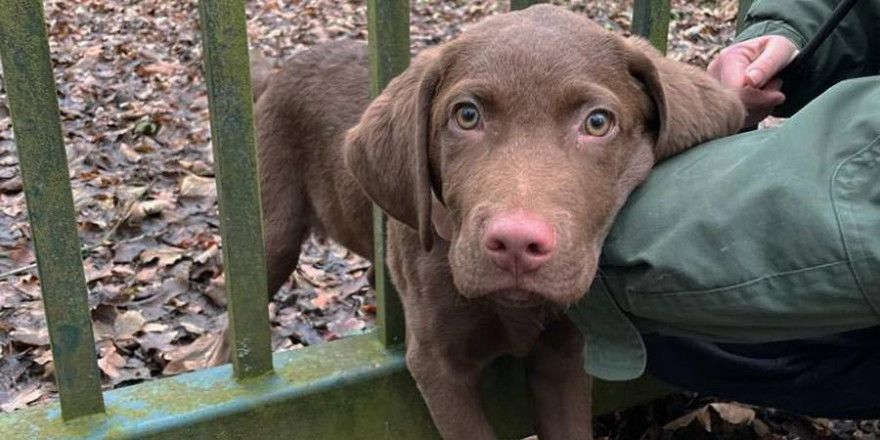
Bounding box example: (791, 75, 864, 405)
(483, 211, 556, 273)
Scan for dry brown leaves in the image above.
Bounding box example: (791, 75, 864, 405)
(594, 396, 880, 440)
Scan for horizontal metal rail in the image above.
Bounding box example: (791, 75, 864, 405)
(0, 334, 674, 439)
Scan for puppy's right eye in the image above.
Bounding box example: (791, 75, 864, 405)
(583, 109, 613, 137)
(453, 104, 481, 130)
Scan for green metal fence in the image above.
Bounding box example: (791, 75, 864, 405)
(0, 0, 751, 438)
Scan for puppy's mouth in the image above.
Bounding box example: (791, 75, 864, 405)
(487, 289, 546, 309)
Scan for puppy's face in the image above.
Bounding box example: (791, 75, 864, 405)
(432, 21, 657, 307)
(345, 5, 744, 308)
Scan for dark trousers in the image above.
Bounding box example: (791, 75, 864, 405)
(643, 327, 880, 418)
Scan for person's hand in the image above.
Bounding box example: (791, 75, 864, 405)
(708, 35, 799, 126)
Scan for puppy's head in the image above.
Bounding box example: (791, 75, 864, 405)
(345, 5, 744, 308)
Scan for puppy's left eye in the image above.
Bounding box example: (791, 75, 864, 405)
(583, 110, 613, 137)
(453, 103, 481, 130)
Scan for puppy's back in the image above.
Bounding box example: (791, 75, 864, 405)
(256, 41, 375, 286)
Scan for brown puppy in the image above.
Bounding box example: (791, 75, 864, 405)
(256, 5, 744, 439)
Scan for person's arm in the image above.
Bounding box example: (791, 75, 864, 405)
(735, 0, 880, 116)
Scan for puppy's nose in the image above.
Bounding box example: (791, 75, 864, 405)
(483, 212, 556, 273)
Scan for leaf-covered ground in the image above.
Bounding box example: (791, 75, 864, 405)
(0, 0, 873, 438)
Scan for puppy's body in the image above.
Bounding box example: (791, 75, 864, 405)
(388, 220, 592, 439)
(257, 6, 744, 440)
(256, 41, 374, 293)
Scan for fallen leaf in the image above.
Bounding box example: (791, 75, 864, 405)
(134, 200, 171, 217)
(85, 262, 114, 283)
(194, 244, 219, 264)
(140, 246, 185, 267)
(204, 275, 226, 307)
(138, 329, 178, 353)
(137, 61, 177, 76)
(114, 310, 146, 340)
(120, 143, 142, 163)
(310, 290, 334, 308)
(0, 383, 43, 412)
(12, 275, 41, 299)
(162, 331, 228, 375)
(97, 344, 126, 379)
(179, 175, 216, 199)
(10, 327, 49, 347)
(664, 402, 756, 432)
(142, 322, 169, 333)
(135, 265, 159, 283)
(327, 316, 366, 338)
(113, 239, 157, 263)
(712, 402, 755, 425)
(32, 348, 53, 365)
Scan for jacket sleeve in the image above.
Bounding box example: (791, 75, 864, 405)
(735, 0, 880, 116)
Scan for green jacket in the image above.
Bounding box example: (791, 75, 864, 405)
(736, 0, 880, 115)
(571, 0, 880, 382)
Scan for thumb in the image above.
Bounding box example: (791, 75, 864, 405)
(745, 37, 798, 87)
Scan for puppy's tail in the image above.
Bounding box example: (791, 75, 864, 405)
(250, 52, 275, 102)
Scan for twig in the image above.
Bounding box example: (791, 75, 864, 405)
(0, 263, 36, 279)
(85, 179, 156, 252)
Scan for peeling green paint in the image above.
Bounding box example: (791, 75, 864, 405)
(196, 0, 273, 378)
(633, 0, 672, 52)
(0, 0, 105, 420)
(367, 0, 409, 348)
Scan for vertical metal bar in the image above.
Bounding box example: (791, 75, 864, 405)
(0, 0, 105, 420)
(367, 0, 409, 348)
(737, 0, 754, 33)
(632, 0, 671, 53)
(510, 0, 547, 11)
(197, 0, 273, 378)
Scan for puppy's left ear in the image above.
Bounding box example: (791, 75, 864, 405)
(344, 49, 442, 252)
(626, 37, 745, 161)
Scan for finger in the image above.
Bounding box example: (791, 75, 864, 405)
(710, 47, 753, 88)
(740, 86, 785, 109)
(762, 77, 783, 93)
(746, 38, 798, 87)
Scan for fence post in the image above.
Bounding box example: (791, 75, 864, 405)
(367, 0, 410, 348)
(632, 0, 671, 53)
(197, 0, 273, 378)
(0, 0, 105, 420)
(510, 0, 547, 11)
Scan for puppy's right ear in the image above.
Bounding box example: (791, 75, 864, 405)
(344, 50, 442, 252)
